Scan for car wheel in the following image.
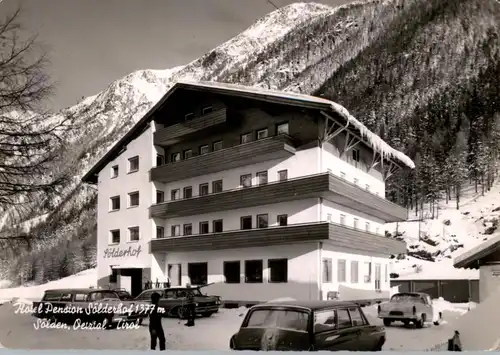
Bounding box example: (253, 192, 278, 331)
(230, 336, 236, 350)
(373, 337, 385, 351)
(416, 314, 425, 329)
(403, 320, 410, 327)
(138, 318, 143, 325)
(383, 318, 392, 326)
(176, 306, 187, 319)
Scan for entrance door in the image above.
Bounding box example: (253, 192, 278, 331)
(119, 268, 143, 296)
(375, 264, 381, 291)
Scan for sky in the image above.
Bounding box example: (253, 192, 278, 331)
(0, 0, 352, 111)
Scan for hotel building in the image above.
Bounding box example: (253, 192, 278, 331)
(82, 80, 414, 302)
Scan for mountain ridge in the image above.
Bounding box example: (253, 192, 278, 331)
(1, 0, 500, 285)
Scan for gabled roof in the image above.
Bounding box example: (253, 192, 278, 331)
(453, 234, 500, 269)
(81, 80, 415, 184)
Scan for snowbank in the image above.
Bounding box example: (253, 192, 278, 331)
(0, 268, 96, 302)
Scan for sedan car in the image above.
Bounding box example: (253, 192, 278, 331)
(135, 285, 221, 318)
(377, 292, 441, 328)
(230, 300, 386, 351)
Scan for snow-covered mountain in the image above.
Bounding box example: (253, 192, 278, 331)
(1, 0, 500, 284)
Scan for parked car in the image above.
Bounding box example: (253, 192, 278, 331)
(135, 285, 221, 318)
(32, 288, 150, 329)
(377, 292, 441, 328)
(230, 300, 386, 351)
(112, 289, 135, 301)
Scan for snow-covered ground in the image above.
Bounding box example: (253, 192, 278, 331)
(388, 181, 500, 279)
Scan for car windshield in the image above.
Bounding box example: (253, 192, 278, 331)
(245, 309, 309, 332)
(391, 294, 425, 303)
(116, 291, 133, 300)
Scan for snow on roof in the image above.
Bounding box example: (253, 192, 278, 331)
(454, 234, 500, 268)
(176, 79, 415, 169)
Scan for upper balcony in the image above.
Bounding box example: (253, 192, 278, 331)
(150, 172, 408, 223)
(150, 135, 297, 184)
(153, 108, 227, 146)
(149, 221, 406, 255)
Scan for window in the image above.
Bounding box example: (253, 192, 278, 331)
(110, 230, 120, 244)
(268, 259, 288, 283)
(257, 214, 268, 228)
(156, 226, 164, 239)
(183, 223, 192, 236)
(185, 112, 195, 120)
(184, 149, 193, 159)
(171, 152, 181, 162)
(111, 165, 118, 178)
(199, 221, 209, 234)
(352, 149, 360, 162)
(348, 307, 367, 327)
(129, 226, 139, 241)
(199, 145, 209, 155)
(213, 141, 223, 151)
(168, 264, 182, 286)
(256, 171, 268, 185)
(337, 308, 352, 329)
(247, 309, 308, 331)
(156, 155, 164, 166)
(340, 171, 346, 179)
(240, 174, 252, 188)
(353, 178, 359, 185)
(277, 214, 288, 226)
(223, 261, 240, 283)
(212, 180, 223, 193)
(340, 214, 346, 225)
(110, 196, 120, 211)
(365, 222, 370, 232)
(74, 293, 87, 302)
(245, 260, 263, 283)
(128, 191, 139, 207)
(322, 258, 332, 282)
(171, 189, 180, 200)
(202, 106, 213, 115)
(183, 186, 193, 199)
(188, 262, 208, 285)
(213, 219, 223, 233)
(276, 122, 289, 135)
(314, 309, 337, 333)
(171, 225, 180, 237)
(326, 213, 332, 222)
(199, 183, 209, 196)
(278, 170, 288, 181)
(241, 132, 252, 144)
(257, 128, 269, 140)
(338, 259, 346, 282)
(351, 261, 359, 283)
(156, 190, 164, 204)
(353, 218, 359, 229)
(128, 156, 139, 172)
(364, 262, 372, 283)
(365, 184, 370, 191)
(109, 269, 118, 284)
(241, 216, 252, 230)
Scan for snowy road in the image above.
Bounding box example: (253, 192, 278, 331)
(0, 302, 464, 351)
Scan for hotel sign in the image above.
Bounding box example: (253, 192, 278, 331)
(103, 245, 142, 259)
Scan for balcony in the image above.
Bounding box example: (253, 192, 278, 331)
(150, 172, 408, 222)
(150, 173, 329, 219)
(150, 135, 296, 183)
(149, 222, 406, 255)
(154, 108, 227, 146)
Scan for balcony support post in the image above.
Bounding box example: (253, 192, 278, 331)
(320, 111, 349, 143)
(369, 151, 382, 171)
(383, 162, 400, 181)
(340, 132, 361, 157)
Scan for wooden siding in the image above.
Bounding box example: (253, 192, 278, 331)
(327, 223, 406, 255)
(153, 108, 227, 146)
(150, 222, 329, 252)
(150, 221, 406, 256)
(325, 175, 407, 222)
(149, 173, 329, 218)
(150, 135, 296, 183)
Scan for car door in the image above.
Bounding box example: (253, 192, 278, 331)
(348, 306, 377, 351)
(314, 308, 360, 351)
